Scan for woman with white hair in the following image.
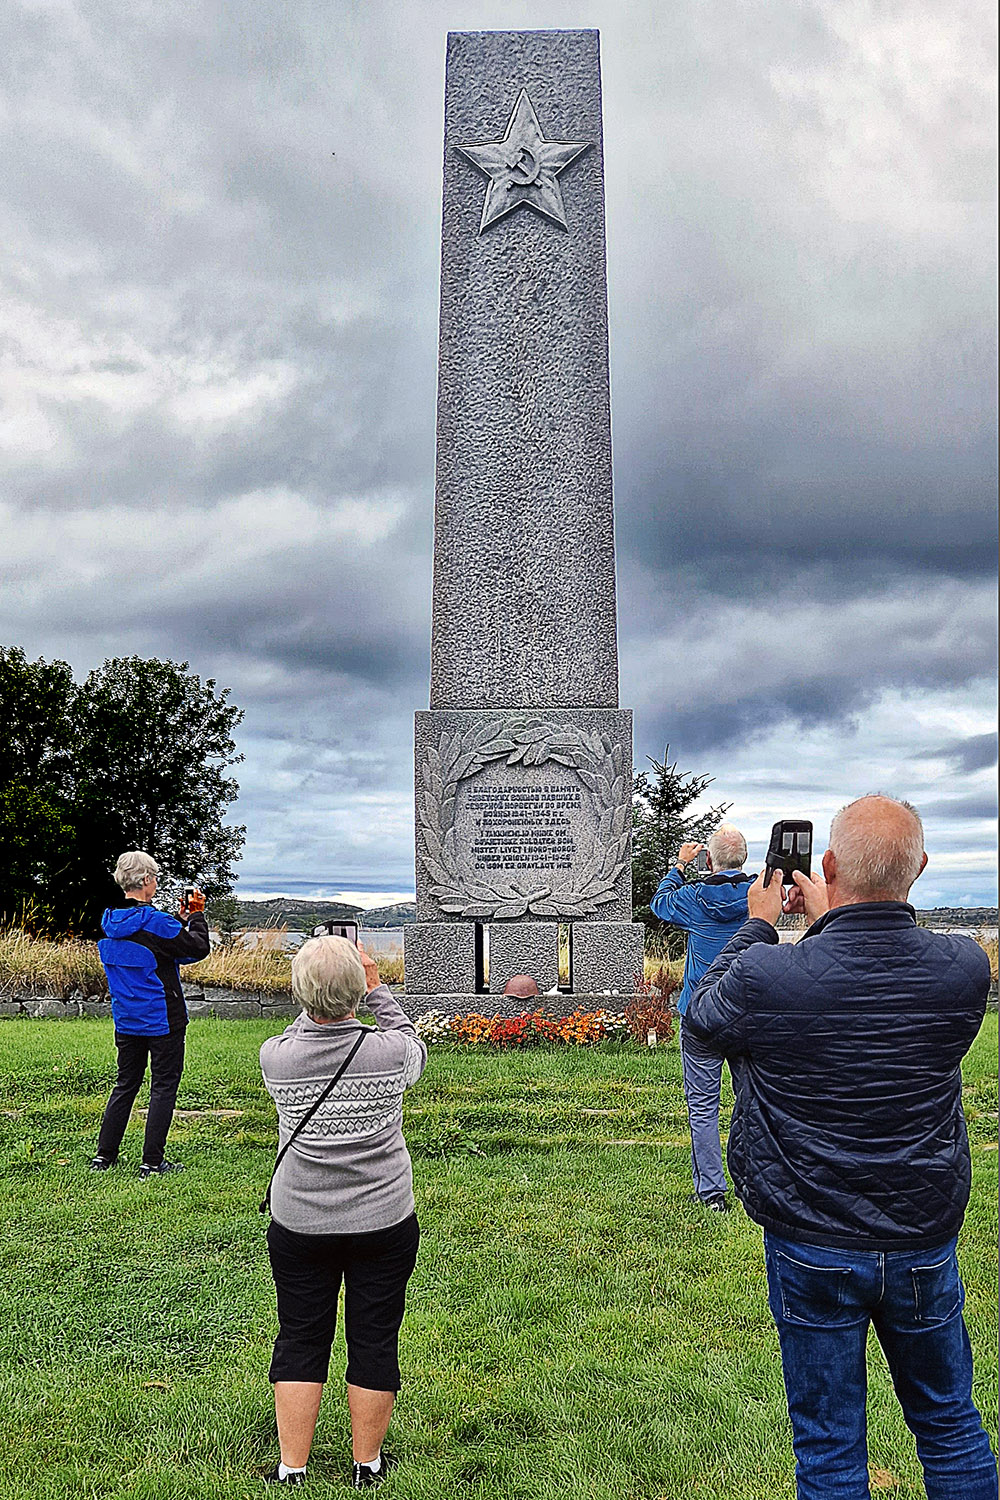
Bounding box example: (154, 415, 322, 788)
(92, 850, 210, 1177)
(259, 936, 427, 1490)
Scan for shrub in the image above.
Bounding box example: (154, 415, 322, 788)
(625, 965, 678, 1044)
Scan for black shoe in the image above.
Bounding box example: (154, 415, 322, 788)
(138, 1159, 185, 1179)
(90, 1155, 116, 1171)
(262, 1465, 306, 1486)
(702, 1193, 731, 1213)
(353, 1452, 398, 1489)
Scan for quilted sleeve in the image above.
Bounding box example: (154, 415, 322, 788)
(684, 919, 779, 1055)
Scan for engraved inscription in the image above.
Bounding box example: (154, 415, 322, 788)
(454, 89, 590, 233)
(468, 783, 581, 871)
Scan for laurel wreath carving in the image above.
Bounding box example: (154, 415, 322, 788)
(418, 717, 629, 919)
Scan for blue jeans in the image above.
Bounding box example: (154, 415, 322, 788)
(765, 1232, 998, 1500)
(679, 1018, 728, 1199)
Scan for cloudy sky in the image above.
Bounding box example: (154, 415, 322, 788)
(2, 0, 995, 906)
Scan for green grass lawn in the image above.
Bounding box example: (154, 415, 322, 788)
(1, 1016, 996, 1500)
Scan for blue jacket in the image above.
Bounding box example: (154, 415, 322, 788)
(684, 903, 990, 1250)
(98, 902, 210, 1036)
(650, 868, 752, 1014)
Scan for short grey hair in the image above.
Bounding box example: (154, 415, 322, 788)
(291, 936, 366, 1021)
(113, 851, 160, 892)
(829, 795, 925, 900)
(708, 824, 747, 870)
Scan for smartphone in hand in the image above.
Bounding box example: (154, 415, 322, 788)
(311, 920, 360, 945)
(763, 821, 813, 888)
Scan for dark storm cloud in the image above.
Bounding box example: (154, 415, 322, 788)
(916, 732, 999, 775)
(920, 793, 998, 821)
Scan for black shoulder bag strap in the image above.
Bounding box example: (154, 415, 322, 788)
(260, 1029, 367, 1215)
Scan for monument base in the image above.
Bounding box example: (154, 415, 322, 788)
(404, 919, 645, 1001)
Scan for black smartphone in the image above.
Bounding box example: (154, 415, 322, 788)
(694, 849, 710, 873)
(182, 887, 195, 904)
(312, 920, 359, 945)
(763, 820, 813, 888)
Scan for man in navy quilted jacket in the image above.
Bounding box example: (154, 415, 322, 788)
(91, 850, 210, 1178)
(686, 795, 996, 1500)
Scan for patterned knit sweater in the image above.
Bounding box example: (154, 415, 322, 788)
(260, 984, 427, 1235)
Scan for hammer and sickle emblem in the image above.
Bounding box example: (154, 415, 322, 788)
(506, 144, 541, 189)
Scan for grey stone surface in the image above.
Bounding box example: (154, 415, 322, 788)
(5, 986, 300, 1020)
(404, 922, 478, 994)
(430, 30, 618, 710)
(488, 921, 559, 994)
(414, 707, 632, 923)
(26, 997, 74, 1018)
(261, 999, 299, 1017)
(406, 31, 641, 1004)
(571, 922, 645, 996)
(186, 998, 264, 1019)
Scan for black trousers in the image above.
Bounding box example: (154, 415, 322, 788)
(267, 1213, 420, 1389)
(96, 1029, 186, 1167)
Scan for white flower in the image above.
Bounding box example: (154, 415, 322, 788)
(415, 1009, 455, 1043)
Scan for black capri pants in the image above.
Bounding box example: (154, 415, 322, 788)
(267, 1213, 420, 1389)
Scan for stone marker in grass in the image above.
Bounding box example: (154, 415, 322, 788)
(404, 29, 645, 1015)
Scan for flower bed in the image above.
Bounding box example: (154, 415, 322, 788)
(415, 1007, 631, 1047)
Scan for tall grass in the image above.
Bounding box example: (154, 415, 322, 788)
(0, 926, 106, 997)
(977, 928, 998, 986)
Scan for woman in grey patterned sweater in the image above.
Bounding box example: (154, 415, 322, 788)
(260, 936, 427, 1489)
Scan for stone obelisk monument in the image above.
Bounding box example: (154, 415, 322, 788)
(404, 29, 644, 1009)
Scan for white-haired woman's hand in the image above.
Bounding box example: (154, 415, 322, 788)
(357, 942, 382, 994)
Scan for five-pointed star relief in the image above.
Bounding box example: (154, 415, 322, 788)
(454, 89, 590, 233)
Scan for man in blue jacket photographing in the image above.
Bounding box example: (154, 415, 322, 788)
(651, 823, 752, 1211)
(686, 795, 997, 1500)
(91, 851, 210, 1178)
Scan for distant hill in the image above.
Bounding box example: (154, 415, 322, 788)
(915, 908, 997, 927)
(230, 898, 991, 935)
(232, 897, 361, 933)
(362, 902, 417, 927)
(232, 897, 416, 932)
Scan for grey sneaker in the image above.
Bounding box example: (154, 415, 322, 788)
(138, 1160, 185, 1179)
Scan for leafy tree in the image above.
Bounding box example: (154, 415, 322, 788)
(0, 650, 245, 933)
(0, 783, 75, 927)
(632, 746, 731, 950)
(0, 648, 75, 796)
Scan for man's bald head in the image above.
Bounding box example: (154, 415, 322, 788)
(827, 795, 926, 902)
(502, 974, 539, 1000)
